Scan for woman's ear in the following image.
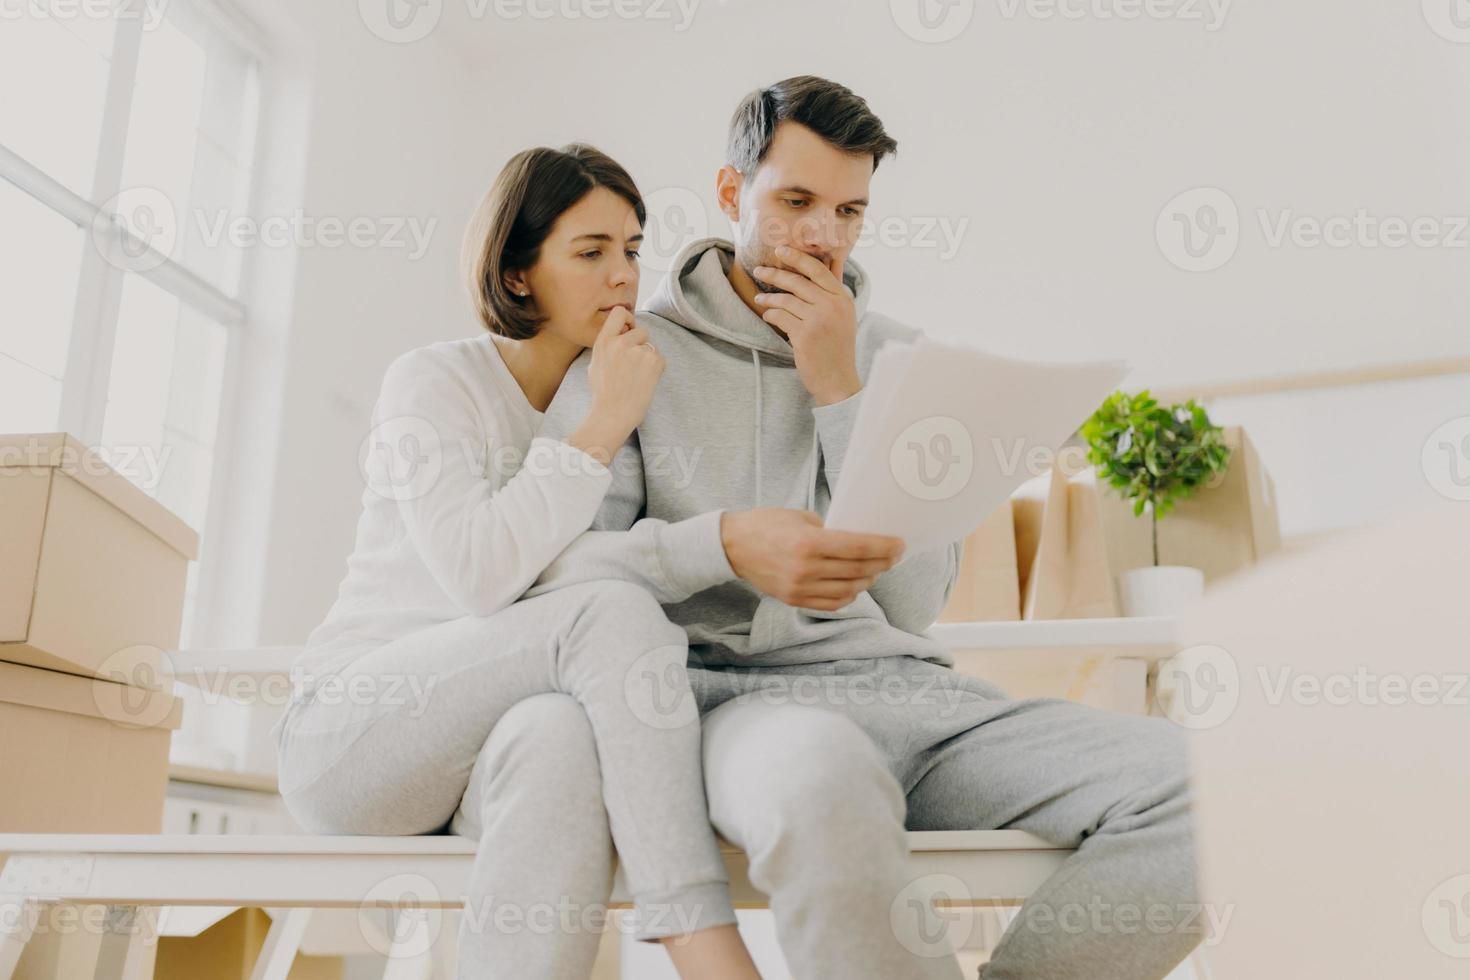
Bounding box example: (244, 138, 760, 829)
(715, 165, 743, 222)
(503, 270, 530, 298)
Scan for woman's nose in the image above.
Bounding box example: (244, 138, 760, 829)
(609, 252, 636, 286)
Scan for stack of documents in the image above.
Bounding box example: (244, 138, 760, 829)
(825, 340, 1130, 553)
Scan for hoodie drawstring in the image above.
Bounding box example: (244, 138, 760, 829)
(807, 429, 818, 513)
(751, 347, 822, 514)
(751, 349, 763, 508)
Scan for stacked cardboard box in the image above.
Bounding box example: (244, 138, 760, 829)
(0, 432, 196, 978)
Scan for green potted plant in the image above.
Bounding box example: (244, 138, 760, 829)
(1081, 390, 1233, 617)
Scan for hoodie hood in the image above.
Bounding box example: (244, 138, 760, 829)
(646, 237, 872, 363)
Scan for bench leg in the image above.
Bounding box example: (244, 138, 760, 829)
(0, 896, 39, 980)
(248, 908, 311, 980)
(380, 908, 435, 980)
(95, 905, 159, 980)
(429, 911, 458, 980)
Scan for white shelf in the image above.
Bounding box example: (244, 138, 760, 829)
(929, 616, 1183, 658)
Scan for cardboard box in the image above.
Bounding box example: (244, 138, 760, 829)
(0, 659, 182, 832)
(938, 499, 1021, 622)
(1, 659, 183, 980)
(1013, 467, 1120, 621)
(0, 432, 198, 685)
(154, 908, 343, 980)
(1093, 426, 1282, 585)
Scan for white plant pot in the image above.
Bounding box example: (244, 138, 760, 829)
(1119, 566, 1205, 618)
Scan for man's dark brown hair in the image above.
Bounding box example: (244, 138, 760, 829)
(463, 143, 645, 340)
(726, 75, 898, 175)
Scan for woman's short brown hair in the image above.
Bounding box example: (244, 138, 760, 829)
(462, 143, 646, 340)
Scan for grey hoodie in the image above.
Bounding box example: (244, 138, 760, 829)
(528, 238, 961, 669)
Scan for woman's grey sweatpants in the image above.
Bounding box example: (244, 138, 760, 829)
(685, 652, 1204, 980)
(273, 581, 737, 973)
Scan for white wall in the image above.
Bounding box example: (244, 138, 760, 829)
(205, 1, 498, 648)
(437, 0, 1470, 387)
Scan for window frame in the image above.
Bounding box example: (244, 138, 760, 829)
(0, 0, 275, 646)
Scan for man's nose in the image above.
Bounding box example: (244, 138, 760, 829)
(795, 212, 843, 254)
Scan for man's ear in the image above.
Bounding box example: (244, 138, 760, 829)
(715, 165, 743, 222)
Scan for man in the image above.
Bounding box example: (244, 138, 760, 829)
(530, 75, 1202, 979)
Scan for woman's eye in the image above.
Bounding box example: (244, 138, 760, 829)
(579, 250, 601, 260)
(626, 250, 641, 261)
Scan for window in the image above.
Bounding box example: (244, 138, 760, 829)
(1, 0, 266, 644)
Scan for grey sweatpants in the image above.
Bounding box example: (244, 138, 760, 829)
(273, 581, 737, 972)
(686, 652, 1204, 980)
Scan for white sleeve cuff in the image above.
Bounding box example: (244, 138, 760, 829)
(656, 510, 736, 597)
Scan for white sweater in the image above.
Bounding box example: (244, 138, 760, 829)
(292, 333, 614, 688)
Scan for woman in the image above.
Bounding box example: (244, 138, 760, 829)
(272, 145, 762, 979)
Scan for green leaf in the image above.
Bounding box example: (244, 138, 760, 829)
(1083, 389, 1230, 525)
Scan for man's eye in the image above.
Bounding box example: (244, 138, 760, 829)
(842, 207, 863, 218)
(626, 250, 641, 261)
(783, 198, 808, 209)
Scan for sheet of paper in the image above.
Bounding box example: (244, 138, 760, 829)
(825, 340, 1131, 554)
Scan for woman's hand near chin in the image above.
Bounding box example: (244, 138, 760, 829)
(566, 306, 664, 467)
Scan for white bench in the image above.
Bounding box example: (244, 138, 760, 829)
(0, 829, 1076, 980)
(0, 618, 1198, 979)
